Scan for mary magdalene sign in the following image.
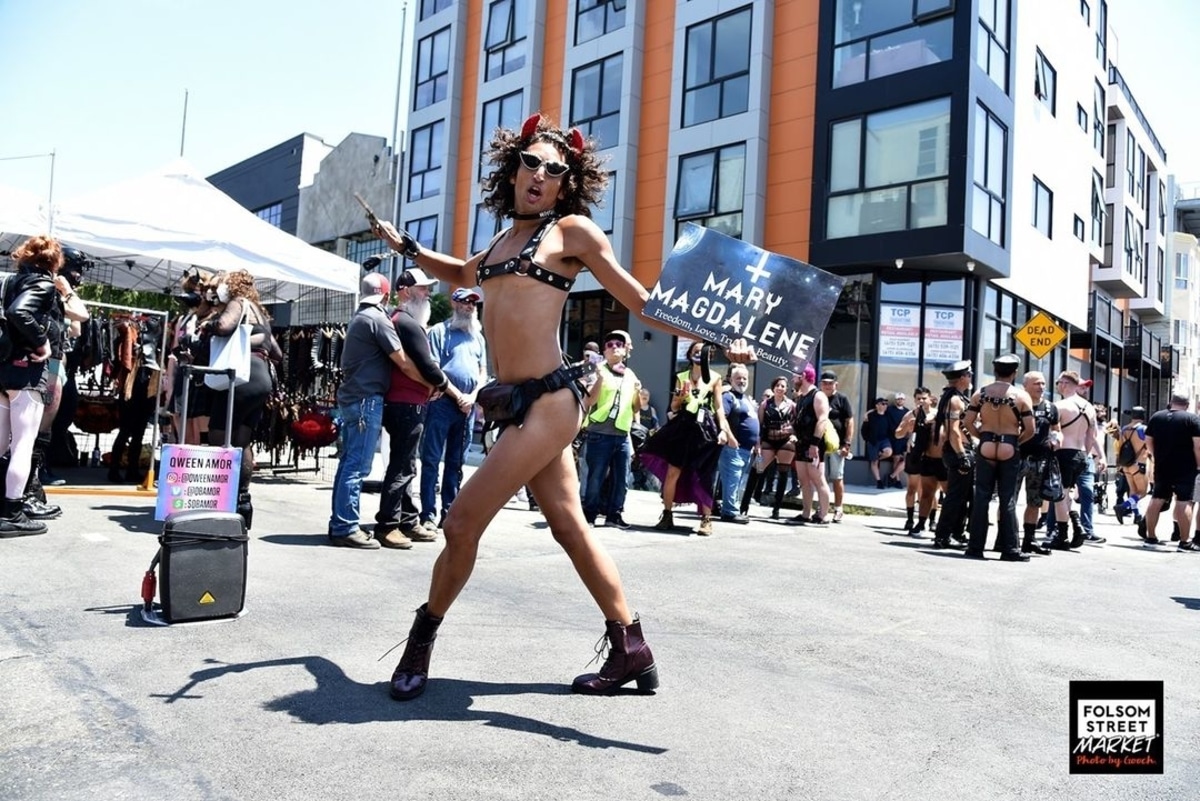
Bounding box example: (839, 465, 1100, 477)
(645, 224, 845, 372)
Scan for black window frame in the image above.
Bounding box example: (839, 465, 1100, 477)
(484, 0, 528, 82)
(402, 215, 439, 267)
(971, 102, 1007, 246)
(478, 90, 524, 180)
(414, 26, 452, 111)
(574, 0, 627, 46)
(407, 120, 445, 203)
(471, 204, 502, 254)
(420, 0, 452, 20)
(682, 5, 753, 128)
(1032, 176, 1053, 238)
(674, 142, 747, 241)
(1091, 169, 1105, 247)
(831, 0, 955, 89)
(1073, 214, 1086, 241)
(1076, 103, 1087, 133)
(1034, 48, 1056, 115)
(570, 53, 623, 150)
(977, 0, 1009, 93)
(1080, 0, 1091, 25)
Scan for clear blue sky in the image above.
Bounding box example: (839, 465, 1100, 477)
(1, 0, 1196, 203)
(0, 0, 413, 202)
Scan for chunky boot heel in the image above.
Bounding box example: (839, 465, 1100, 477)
(572, 616, 658, 695)
(389, 603, 444, 701)
(653, 510, 674, 531)
(236, 492, 253, 530)
(635, 665, 660, 691)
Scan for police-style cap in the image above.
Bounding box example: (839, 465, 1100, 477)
(941, 360, 972, 379)
(1129, 406, 1147, 419)
(992, 353, 1020, 368)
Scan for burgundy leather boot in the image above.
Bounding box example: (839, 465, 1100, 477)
(389, 603, 444, 701)
(571, 617, 659, 695)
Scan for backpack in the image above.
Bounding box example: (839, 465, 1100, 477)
(1116, 429, 1139, 467)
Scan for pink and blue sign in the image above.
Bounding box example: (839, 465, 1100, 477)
(155, 444, 243, 521)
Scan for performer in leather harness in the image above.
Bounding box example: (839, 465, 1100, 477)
(932, 360, 974, 549)
(369, 113, 755, 701)
(1017, 371, 1059, 556)
(962, 354, 1035, 561)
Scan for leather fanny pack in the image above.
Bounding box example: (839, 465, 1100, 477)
(478, 359, 596, 427)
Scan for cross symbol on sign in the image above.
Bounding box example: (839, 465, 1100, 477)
(744, 253, 771, 284)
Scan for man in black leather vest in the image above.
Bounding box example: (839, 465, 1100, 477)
(932, 360, 973, 549)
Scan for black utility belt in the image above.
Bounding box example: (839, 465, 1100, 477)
(477, 360, 595, 427)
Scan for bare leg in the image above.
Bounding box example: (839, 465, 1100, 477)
(661, 465, 681, 509)
(529, 448, 631, 623)
(427, 390, 581, 617)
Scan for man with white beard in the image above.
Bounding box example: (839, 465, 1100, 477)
(419, 287, 488, 533)
(374, 269, 474, 549)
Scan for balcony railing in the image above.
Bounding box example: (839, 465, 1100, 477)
(1109, 65, 1167, 163)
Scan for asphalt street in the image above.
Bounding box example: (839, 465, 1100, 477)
(1, 468, 1197, 801)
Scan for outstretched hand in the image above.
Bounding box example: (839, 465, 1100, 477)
(371, 220, 420, 258)
(724, 338, 757, 364)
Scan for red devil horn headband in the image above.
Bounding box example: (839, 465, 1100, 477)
(520, 113, 585, 155)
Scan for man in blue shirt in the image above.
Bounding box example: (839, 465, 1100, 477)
(718, 364, 760, 524)
(419, 287, 488, 533)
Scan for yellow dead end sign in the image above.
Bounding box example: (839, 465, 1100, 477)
(1014, 311, 1066, 359)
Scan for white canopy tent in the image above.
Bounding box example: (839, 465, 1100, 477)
(41, 160, 359, 302)
(0, 185, 50, 255)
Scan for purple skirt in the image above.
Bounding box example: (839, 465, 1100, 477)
(638, 409, 722, 509)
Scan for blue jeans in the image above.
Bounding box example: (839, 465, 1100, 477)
(328, 396, 384, 536)
(376, 402, 425, 532)
(581, 430, 631, 521)
(1044, 455, 1096, 536)
(419, 396, 474, 523)
(718, 446, 753, 517)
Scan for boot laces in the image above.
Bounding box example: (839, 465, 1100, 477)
(585, 632, 610, 669)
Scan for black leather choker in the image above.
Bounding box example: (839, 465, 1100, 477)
(508, 210, 555, 221)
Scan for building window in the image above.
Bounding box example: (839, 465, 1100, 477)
(831, 0, 954, 89)
(1176, 252, 1189, 290)
(682, 6, 752, 127)
(570, 53, 623, 150)
(414, 27, 452, 110)
(255, 202, 282, 228)
(1093, 81, 1105, 156)
(1073, 215, 1085, 241)
(1076, 103, 1087, 133)
(471, 204, 501, 254)
(1032, 177, 1052, 237)
(1157, 247, 1165, 303)
(479, 90, 524, 179)
(1159, 180, 1167, 235)
(1034, 49, 1056, 115)
(971, 102, 1006, 246)
(1104, 202, 1114, 265)
(1091, 170, 1104, 247)
(977, 0, 1009, 92)
(675, 143, 745, 240)
(345, 235, 389, 267)
(484, 0, 527, 82)
(827, 97, 950, 240)
(408, 120, 445, 202)
(1096, 0, 1108, 66)
(1124, 131, 1136, 195)
(594, 172, 617, 235)
(403, 216, 439, 267)
(575, 0, 626, 45)
(1080, 0, 1091, 24)
(1135, 145, 1146, 208)
(420, 0, 452, 20)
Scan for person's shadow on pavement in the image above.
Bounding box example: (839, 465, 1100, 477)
(153, 656, 667, 754)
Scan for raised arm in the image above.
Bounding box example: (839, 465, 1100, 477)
(371, 220, 477, 288)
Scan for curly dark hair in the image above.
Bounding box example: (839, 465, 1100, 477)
(480, 114, 609, 220)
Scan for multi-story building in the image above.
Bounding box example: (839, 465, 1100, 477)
(399, 1, 1181, 434)
(1168, 181, 1200, 399)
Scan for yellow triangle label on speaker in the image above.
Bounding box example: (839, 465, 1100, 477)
(198, 591, 216, 605)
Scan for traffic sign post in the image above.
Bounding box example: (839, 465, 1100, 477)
(1014, 311, 1066, 359)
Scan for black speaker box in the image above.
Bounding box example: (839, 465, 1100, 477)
(159, 511, 248, 623)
